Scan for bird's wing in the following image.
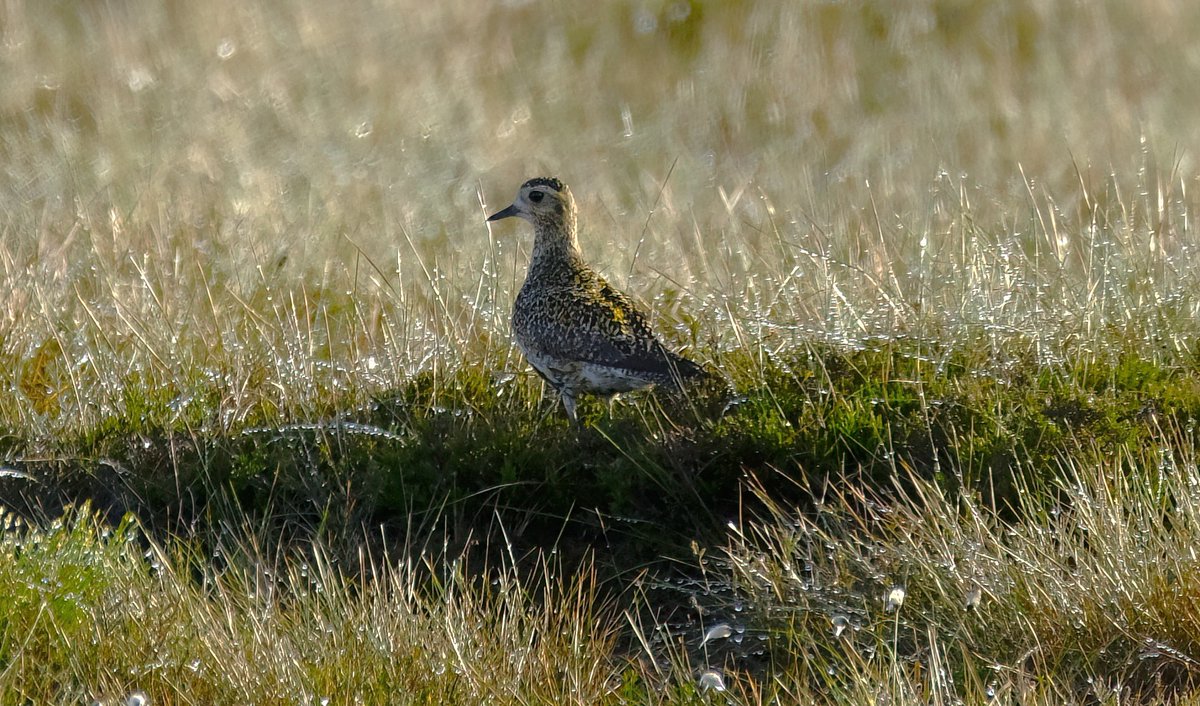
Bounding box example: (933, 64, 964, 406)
(521, 272, 701, 378)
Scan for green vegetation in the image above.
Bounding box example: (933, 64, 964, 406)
(3, 0, 1200, 703)
(9, 340, 1200, 555)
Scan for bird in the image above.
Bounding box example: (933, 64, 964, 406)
(487, 176, 708, 422)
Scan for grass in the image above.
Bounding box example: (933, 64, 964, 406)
(3, 0, 1200, 702)
(0, 507, 622, 704)
(714, 437, 1200, 703)
(7, 434, 1200, 704)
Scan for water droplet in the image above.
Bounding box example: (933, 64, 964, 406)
(698, 669, 726, 692)
(667, 2, 691, 22)
(832, 614, 849, 637)
(633, 9, 657, 34)
(126, 67, 154, 92)
(701, 623, 732, 645)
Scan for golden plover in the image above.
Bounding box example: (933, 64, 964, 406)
(487, 177, 706, 422)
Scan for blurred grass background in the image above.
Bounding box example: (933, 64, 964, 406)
(3, 0, 1200, 433)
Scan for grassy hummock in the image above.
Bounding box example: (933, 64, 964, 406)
(3, 336, 1200, 703)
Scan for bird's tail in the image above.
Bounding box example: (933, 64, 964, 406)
(661, 351, 733, 420)
(664, 350, 717, 389)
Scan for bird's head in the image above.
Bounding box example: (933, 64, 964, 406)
(487, 177, 577, 232)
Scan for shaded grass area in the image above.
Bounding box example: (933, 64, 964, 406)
(4, 370, 1200, 703)
(3, 336, 1198, 566)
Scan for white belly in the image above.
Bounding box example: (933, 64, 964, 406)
(520, 345, 653, 396)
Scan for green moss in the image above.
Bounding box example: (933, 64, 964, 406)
(0, 508, 135, 666)
(3, 337, 1199, 566)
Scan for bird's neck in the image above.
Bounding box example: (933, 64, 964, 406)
(529, 217, 584, 274)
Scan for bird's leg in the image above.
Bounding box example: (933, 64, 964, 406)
(605, 393, 620, 416)
(560, 392, 578, 423)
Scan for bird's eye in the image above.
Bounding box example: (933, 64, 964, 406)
(528, 190, 545, 203)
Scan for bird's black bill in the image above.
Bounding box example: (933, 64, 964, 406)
(487, 203, 520, 221)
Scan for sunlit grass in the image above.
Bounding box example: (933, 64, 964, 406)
(3, 0, 1199, 436)
(0, 507, 623, 704)
(660, 431, 1200, 703)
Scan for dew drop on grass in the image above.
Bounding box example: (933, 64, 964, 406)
(697, 669, 726, 692)
(832, 615, 849, 637)
(701, 623, 732, 645)
(667, 2, 691, 22)
(621, 104, 634, 138)
(633, 9, 657, 34)
(126, 67, 154, 92)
